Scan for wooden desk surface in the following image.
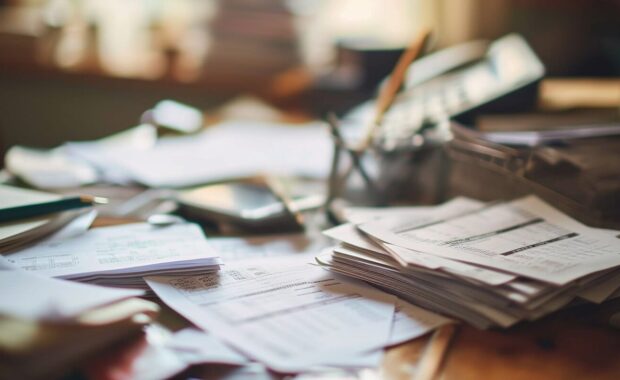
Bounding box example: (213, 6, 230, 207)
(86, 217, 620, 380)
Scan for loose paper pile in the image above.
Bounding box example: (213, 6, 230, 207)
(0, 184, 93, 252)
(0, 269, 144, 321)
(319, 196, 620, 329)
(0, 269, 158, 380)
(146, 260, 452, 373)
(65, 120, 332, 188)
(4, 223, 220, 290)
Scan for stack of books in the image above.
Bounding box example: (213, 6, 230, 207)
(319, 196, 620, 328)
(205, 0, 300, 84)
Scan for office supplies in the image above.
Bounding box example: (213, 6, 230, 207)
(0, 210, 83, 252)
(452, 121, 620, 147)
(319, 196, 620, 329)
(0, 185, 96, 251)
(4, 222, 220, 290)
(0, 183, 62, 208)
(448, 121, 620, 229)
(0, 194, 106, 223)
(146, 261, 395, 372)
(327, 34, 545, 207)
(325, 113, 380, 209)
(343, 33, 544, 151)
(358, 28, 432, 151)
(323, 28, 430, 207)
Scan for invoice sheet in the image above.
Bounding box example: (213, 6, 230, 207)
(4, 223, 219, 278)
(145, 262, 395, 372)
(361, 196, 620, 285)
(323, 223, 390, 255)
(381, 243, 515, 286)
(333, 199, 515, 286)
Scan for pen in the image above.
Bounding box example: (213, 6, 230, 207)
(358, 28, 432, 151)
(0, 195, 108, 223)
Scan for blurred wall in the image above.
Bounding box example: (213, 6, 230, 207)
(0, 73, 229, 155)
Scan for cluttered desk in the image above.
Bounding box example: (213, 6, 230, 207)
(2, 17, 620, 380)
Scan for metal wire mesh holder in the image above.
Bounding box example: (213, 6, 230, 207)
(324, 112, 385, 213)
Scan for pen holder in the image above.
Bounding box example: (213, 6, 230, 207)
(325, 114, 450, 210)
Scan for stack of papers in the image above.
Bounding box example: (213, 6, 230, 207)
(0, 185, 92, 252)
(146, 260, 452, 372)
(0, 270, 158, 380)
(3, 223, 220, 290)
(319, 196, 620, 329)
(0, 269, 145, 321)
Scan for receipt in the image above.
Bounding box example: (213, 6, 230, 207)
(4, 223, 219, 279)
(361, 196, 620, 285)
(146, 262, 395, 372)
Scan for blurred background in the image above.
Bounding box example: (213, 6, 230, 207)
(1, 0, 619, 156)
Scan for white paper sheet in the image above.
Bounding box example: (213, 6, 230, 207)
(385, 299, 453, 347)
(4, 222, 219, 281)
(327, 199, 515, 286)
(361, 196, 620, 285)
(576, 269, 620, 303)
(381, 243, 516, 286)
(343, 205, 433, 225)
(44, 209, 97, 242)
(146, 262, 395, 372)
(4, 145, 98, 189)
(208, 233, 331, 263)
(342, 197, 481, 225)
(67, 121, 332, 188)
(0, 270, 143, 321)
(323, 223, 389, 255)
(166, 328, 249, 366)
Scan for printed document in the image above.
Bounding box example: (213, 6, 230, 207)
(4, 223, 219, 279)
(146, 262, 395, 372)
(361, 196, 620, 285)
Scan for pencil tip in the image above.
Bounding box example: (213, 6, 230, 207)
(92, 196, 109, 205)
